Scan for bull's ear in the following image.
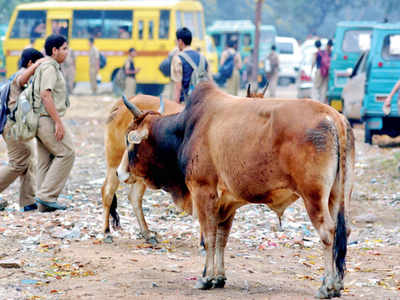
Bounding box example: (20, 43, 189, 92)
(127, 128, 149, 144)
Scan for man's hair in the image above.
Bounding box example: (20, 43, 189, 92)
(176, 27, 192, 46)
(327, 39, 333, 47)
(44, 34, 67, 56)
(20, 48, 44, 68)
(128, 47, 136, 53)
(227, 39, 237, 48)
(271, 45, 276, 51)
(89, 37, 95, 44)
(315, 40, 322, 48)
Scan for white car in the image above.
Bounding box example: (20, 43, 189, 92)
(275, 36, 301, 86)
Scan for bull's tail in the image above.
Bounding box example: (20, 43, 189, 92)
(333, 207, 347, 279)
(110, 194, 120, 228)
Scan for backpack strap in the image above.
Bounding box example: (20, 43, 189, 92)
(178, 52, 198, 71)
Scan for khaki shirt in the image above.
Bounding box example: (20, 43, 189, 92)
(34, 58, 69, 117)
(170, 47, 211, 83)
(8, 69, 25, 110)
(89, 46, 99, 70)
(220, 48, 242, 70)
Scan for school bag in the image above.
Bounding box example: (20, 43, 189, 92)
(319, 50, 331, 78)
(159, 55, 172, 77)
(178, 52, 209, 98)
(99, 53, 107, 69)
(112, 67, 126, 96)
(0, 72, 21, 134)
(219, 53, 235, 80)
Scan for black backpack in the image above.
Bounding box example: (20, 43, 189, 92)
(99, 53, 107, 69)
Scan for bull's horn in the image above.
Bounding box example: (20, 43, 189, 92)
(262, 81, 270, 98)
(246, 83, 252, 97)
(158, 95, 165, 114)
(123, 95, 143, 118)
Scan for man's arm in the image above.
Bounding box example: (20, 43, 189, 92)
(170, 55, 182, 103)
(384, 79, 400, 107)
(18, 58, 47, 87)
(174, 81, 182, 103)
(40, 89, 64, 141)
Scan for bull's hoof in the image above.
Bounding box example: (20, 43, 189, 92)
(194, 277, 213, 290)
(103, 235, 113, 244)
(140, 231, 159, 245)
(213, 275, 226, 288)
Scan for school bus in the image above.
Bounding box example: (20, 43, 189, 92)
(3, 0, 206, 95)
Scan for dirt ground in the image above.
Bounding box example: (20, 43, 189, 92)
(1, 87, 400, 299)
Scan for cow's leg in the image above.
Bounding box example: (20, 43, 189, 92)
(101, 168, 120, 241)
(302, 189, 337, 299)
(214, 213, 235, 288)
(193, 188, 218, 290)
(127, 180, 158, 244)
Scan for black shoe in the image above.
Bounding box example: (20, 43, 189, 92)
(35, 198, 67, 212)
(21, 203, 38, 212)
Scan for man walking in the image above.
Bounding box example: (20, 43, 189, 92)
(266, 45, 279, 97)
(34, 34, 75, 212)
(88, 37, 99, 95)
(220, 40, 241, 96)
(170, 27, 209, 103)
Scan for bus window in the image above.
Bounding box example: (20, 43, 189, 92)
(51, 19, 69, 38)
(138, 20, 144, 39)
(176, 11, 182, 29)
(72, 10, 102, 38)
(196, 12, 204, 39)
(211, 34, 221, 47)
(183, 11, 196, 37)
(103, 10, 132, 38)
(159, 10, 170, 39)
(10, 10, 46, 39)
(243, 34, 252, 47)
(149, 20, 154, 39)
(382, 35, 400, 60)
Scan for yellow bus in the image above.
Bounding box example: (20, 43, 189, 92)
(3, 0, 206, 95)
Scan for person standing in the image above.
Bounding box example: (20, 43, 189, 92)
(266, 45, 279, 97)
(220, 40, 242, 96)
(170, 27, 209, 103)
(0, 48, 45, 212)
(312, 39, 333, 104)
(383, 78, 400, 113)
(61, 49, 76, 95)
(88, 37, 99, 95)
(33, 34, 75, 212)
(124, 48, 140, 98)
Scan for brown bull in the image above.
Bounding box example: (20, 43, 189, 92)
(118, 82, 354, 298)
(101, 94, 183, 243)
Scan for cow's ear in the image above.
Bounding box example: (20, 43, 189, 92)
(127, 128, 148, 144)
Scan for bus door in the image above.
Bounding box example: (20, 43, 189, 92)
(47, 10, 72, 39)
(134, 10, 159, 83)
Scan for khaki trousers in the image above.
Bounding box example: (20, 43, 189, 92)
(36, 117, 75, 202)
(267, 71, 279, 98)
(124, 77, 136, 99)
(0, 123, 36, 208)
(89, 69, 98, 94)
(226, 69, 240, 96)
(313, 71, 329, 104)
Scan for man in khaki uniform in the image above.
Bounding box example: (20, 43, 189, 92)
(0, 48, 44, 212)
(171, 27, 210, 103)
(89, 37, 99, 95)
(33, 34, 75, 212)
(124, 48, 140, 98)
(220, 40, 242, 96)
(61, 49, 76, 95)
(266, 45, 279, 97)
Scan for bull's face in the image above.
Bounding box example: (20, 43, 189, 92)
(117, 95, 162, 183)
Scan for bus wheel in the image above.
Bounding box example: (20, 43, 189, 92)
(137, 84, 165, 96)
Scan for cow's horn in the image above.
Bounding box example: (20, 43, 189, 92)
(246, 83, 251, 97)
(262, 81, 270, 98)
(158, 95, 165, 114)
(123, 95, 143, 118)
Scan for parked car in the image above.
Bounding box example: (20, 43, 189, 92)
(276, 36, 300, 86)
(296, 38, 327, 98)
(327, 21, 376, 112)
(361, 23, 400, 144)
